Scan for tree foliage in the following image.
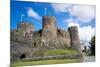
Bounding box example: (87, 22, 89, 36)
(90, 35, 95, 56)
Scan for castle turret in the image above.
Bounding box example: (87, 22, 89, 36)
(42, 16, 57, 36)
(48, 16, 57, 37)
(17, 22, 34, 43)
(68, 26, 82, 54)
(42, 16, 57, 48)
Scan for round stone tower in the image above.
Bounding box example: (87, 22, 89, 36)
(17, 22, 34, 43)
(42, 16, 57, 48)
(48, 16, 57, 37)
(68, 26, 82, 54)
(42, 16, 57, 35)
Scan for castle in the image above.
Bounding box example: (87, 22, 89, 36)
(11, 16, 82, 59)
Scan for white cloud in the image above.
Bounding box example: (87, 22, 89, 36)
(27, 7, 41, 20)
(52, 4, 72, 12)
(79, 26, 95, 42)
(64, 18, 79, 27)
(69, 5, 95, 22)
(67, 22, 95, 42)
(51, 4, 95, 23)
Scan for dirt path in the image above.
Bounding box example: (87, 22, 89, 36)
(81, 56, 95, 62)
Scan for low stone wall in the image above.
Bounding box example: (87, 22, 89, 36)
(21, 54, 82, 61)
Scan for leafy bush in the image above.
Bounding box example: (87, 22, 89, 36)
(89, 35, 95, 56)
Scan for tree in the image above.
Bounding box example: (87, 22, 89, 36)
(90, 35, 95, 56)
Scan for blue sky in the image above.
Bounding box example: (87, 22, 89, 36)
(11, 0, 96, 43)
(10, 1, 95, 30)
(11, 1, 72, 31)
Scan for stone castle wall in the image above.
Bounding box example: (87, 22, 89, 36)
(11, 16, 82, 58)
